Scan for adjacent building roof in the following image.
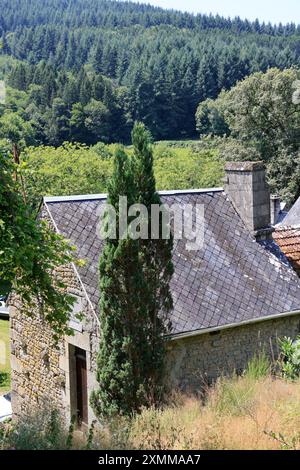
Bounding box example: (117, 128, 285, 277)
(273, 196, 300, 276)
(44, 190, 300, 336)
(280, 196, 300, 228)
(273, 228, 300, 276)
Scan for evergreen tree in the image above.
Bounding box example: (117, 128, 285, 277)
(90, 148, 148, 419)
(91, 124, 173, 420)
(3, 0, 300, 141)
(131, 123, 174, 401)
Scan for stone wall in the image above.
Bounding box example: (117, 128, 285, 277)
(11, 282, 300, 422)
(166, 314, 300, 391)
(10, 253, 100, 425)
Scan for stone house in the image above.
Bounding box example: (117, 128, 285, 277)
(10, 162, 300, 426)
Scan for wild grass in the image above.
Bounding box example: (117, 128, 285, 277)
(2, 354, 300, 450)
(127, 376, 300, 450)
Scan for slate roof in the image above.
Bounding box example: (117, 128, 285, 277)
(45, 190, 300, 336)
(281, 196, 300, 227)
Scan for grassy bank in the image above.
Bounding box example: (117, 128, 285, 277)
(0, 319, 10, 394)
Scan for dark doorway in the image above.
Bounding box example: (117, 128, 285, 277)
(75, 347, 88, 425)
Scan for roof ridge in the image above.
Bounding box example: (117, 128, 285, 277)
(44, 188, 224, 203)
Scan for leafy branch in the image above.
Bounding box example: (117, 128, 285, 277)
(0, 152, 76, 340)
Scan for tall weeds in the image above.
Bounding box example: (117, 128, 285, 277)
(2, 358, 300, 450)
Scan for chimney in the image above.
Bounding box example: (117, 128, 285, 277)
(224, 162, 273, 240)
(270, 195, 281, 226)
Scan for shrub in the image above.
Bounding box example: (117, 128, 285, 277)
(14, 409, 69, 450)
(0, 372, 10, 389)
(278, 336, 300, 380)
(92, 142, 113, 159)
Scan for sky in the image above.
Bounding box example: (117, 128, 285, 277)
(135, 0, 300, 25)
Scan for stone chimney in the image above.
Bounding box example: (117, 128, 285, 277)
(224, 162, 273, 240)
(270, 195, 281, 226)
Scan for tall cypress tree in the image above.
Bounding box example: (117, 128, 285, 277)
(91, 124, 173, 420)
(91, 148, 147, 418)
(131, 122, 174, 403)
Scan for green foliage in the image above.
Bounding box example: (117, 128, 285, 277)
(92, 142, 114, 159)
(0, 319, 10, 393)
(91, 123, 173, 420)
(278, 336, 300, 380)
(208, 355, 271, 416)
(0, 153, 76, 339)
(209, 375, 256, 417)
(154, 144, 223, 191)
(196, 97, 229, 136)
(196, 68, 300, 204)
(218, 137, 261, 163)
(0, 372, 10, 390)
(264, 430, 300, 450)
(23, 142, 113, 207)
(0, 111, 36, 149)
(86, 420, 97, 450)
(0, 408, 103, 450)
(0, 66, 132, 146)
(21, 141, 224, 208)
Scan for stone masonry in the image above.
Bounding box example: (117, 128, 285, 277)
(224, 162, 273, 240)
(167, 314, 300, 391)
(10, 264, 100, 424)
(9, 213, 100, 425)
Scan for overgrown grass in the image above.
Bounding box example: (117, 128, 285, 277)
(244, 352, 271, 380)
(4, 374, 300, 450)
(0, 319, 10, 394)
(127, 376, 300, 450)
(3, 354, 298, 450)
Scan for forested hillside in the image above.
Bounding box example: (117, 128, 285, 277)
(1, 0, 300, 141)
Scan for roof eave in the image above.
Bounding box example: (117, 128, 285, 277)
(169, 308, 300, 342)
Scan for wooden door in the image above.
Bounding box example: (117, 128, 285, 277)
(75, 347, 88, 425)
